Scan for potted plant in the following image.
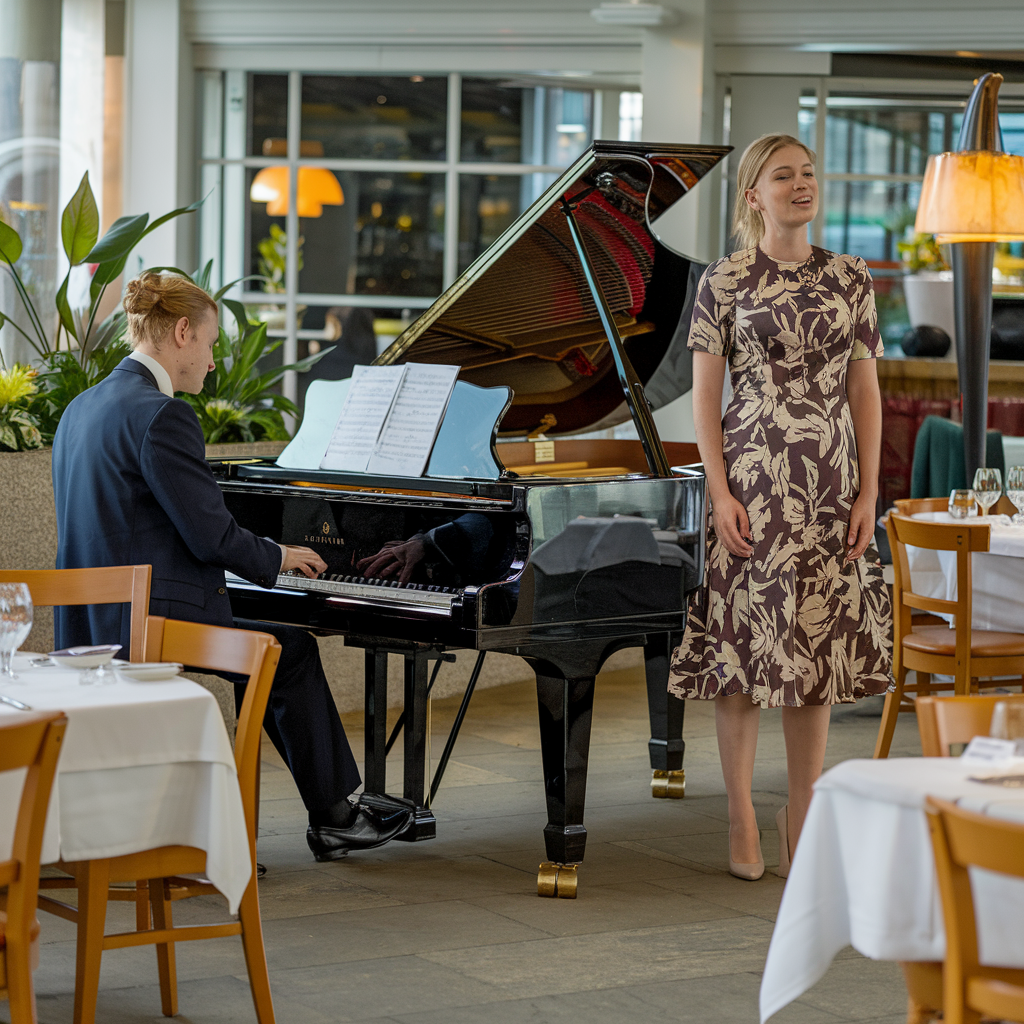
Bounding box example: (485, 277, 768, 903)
(896, 222, 956, 359)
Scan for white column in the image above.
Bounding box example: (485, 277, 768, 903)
(59, 0, 105, 220)
(123, 0, 193, 272)
(639, 0, 712, 444)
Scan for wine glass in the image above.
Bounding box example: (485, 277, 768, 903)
(972, 467, 1003, 517)
(948, 489, 976, 519)
(1006, 466, 1024, 525)
(0, 583, 33, 680)
(990, 701, 1024, 741)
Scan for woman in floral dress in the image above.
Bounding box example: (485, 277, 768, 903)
(668, 134, 892, 881)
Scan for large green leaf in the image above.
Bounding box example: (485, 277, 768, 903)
(55, 274, 78, 342)
(0, 219, 23, 264)
(85, 214, 149, 264)
(141, 196, 205, 239)
(61, 173, 100, 266)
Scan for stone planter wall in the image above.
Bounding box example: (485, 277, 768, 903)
(0, 444, 641, 721)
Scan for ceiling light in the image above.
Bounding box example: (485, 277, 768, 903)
(590, 2, 677, 26)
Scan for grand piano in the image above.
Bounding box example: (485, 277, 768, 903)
(212, 139, 730, 898)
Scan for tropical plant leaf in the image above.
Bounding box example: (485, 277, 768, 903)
(0, 218, 23, 264)
(81, 308, 127, 361)
(61, 173, 100, 265)
(142, 196, 205, 239)
(55, 275, 78, 341)
(143, 266, 197, 282)
(85, 213, 149, 264)
(194, 260, 214, 293)
(212, 275, 267, 302)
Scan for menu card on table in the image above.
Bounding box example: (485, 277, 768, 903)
(320, 363, 459, 477)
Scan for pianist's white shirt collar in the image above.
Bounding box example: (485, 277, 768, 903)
(128, 349, 174, 398)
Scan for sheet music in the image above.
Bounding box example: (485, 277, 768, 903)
(366, 363, 460, 477)
(319, 365, 405, 472)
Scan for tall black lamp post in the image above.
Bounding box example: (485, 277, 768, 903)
(914, 73, 1024, 485)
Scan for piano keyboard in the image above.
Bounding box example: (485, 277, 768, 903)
(225, 571, 456, 614)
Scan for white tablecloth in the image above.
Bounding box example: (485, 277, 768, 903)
(0, 655, 250, 913)
(760, 757, 1024, 1023)
(907, 512, 1024, 632)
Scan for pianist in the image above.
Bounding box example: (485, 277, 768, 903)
(51, 272, 413, 861)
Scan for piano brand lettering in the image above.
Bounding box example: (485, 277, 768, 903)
(304, 525, 343, 546)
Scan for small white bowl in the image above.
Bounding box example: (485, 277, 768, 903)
(48, 645, 122, 669)
(117, 662, 183, 682)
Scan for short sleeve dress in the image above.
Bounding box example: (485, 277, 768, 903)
(668, 245, 893, 708)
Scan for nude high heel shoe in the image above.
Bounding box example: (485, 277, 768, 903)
(776, 805, 791, 879)
(728, 826, 765, 881)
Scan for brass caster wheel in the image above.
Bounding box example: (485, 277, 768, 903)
(651, 768, 685, 799)
(537, 862, 578, 898)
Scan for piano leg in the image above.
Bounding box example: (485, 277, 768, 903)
(396, 648, 438, 842)
(534, 669, 595, 899)
(363, 649, 389, 795)
(645, 631, 686, 799)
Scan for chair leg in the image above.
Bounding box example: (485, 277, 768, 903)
(148, 877, 178, 1018)
(917, 672, 931, 697)
(74, 859, 110, 1024)
(135, 880, 150, 931)
(4, 939, 38, 1024)
(237, 877, 276, 1024)
(875, 666, 907, 758)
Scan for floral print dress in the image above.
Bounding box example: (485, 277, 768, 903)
(668, 246, 892, 708)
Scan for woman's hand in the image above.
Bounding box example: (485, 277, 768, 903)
(845, 493, 876, 562)
(713, 492, 753, 558)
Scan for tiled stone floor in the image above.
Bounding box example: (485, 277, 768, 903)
(18, 665, 924, 1024)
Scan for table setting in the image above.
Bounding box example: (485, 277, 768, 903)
(759, 752, 1024, 1023)
(0, 640, 251, 913)
(903, 465, 1024, 631)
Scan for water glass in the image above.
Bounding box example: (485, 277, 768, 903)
(0, 583, 33, 680)
(990, 701, 1024, 741)
(948, 489, 977, 519)
(1006, 466, 1024, 525)
(972, 467, 1003, 516)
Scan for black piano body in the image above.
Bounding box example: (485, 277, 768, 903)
(213, 139, 730, 896)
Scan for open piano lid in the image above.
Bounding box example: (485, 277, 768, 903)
(377, 140, 730, 437)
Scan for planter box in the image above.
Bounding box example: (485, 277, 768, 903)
(903, 272, 957, 361)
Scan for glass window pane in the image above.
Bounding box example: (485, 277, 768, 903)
(461, 79, 524, 162)
(823, 179, 922, 263)
(249, 74, 288, 157)
(824, 101, 944, 176)
(301, 75, 448, 160)
(458, 174, 524, 273)
(247, 169, 444, 299)
(1001, 112, 1024, 157)
(547, 88, 592, 166)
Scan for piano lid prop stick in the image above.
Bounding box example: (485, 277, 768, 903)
(559, 195, 671, 478)
(429, 651, 487, 804)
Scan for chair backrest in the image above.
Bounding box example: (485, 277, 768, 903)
(0, 713, 67, 1003)
(887, 513, 991, 689)
(925, 797, 1024, 1024)
(142, 617, 281, 858)
(895, 497, 952, 517)
(0, 566, 152, 662)
(917, 694, 1024, 756)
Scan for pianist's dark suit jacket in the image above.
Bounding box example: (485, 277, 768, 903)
(52, 357, 282, 650)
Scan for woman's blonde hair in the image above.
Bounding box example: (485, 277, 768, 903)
(732, 133, 816, 250)
(123, 272, 218, 349)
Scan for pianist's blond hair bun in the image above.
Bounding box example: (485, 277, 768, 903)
(732, 133, 816, 251)
(124, 272, 218, 348)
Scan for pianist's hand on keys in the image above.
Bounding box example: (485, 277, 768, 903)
(280, 545, 327, 579)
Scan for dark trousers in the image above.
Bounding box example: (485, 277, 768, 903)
(232, 619, 361, 815)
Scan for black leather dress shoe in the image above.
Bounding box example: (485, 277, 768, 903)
(306, 794, 413, 862)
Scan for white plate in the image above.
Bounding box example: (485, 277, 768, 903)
(48, 645, 122, 669)
(117, 662, 183, 682)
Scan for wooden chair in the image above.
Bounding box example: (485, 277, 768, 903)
(917, 693, 1024, 756)
(0, 712, 68, 1024)
(925, 797, 1024, 1024)
(874, 511, 1024, 757)
(37, 617, 281, 1024)
(0, 566, 152, 662)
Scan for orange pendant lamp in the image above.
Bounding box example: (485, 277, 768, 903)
(250, 165, 344, 218)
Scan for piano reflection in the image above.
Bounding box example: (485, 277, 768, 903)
(212, 139, 730, 898)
